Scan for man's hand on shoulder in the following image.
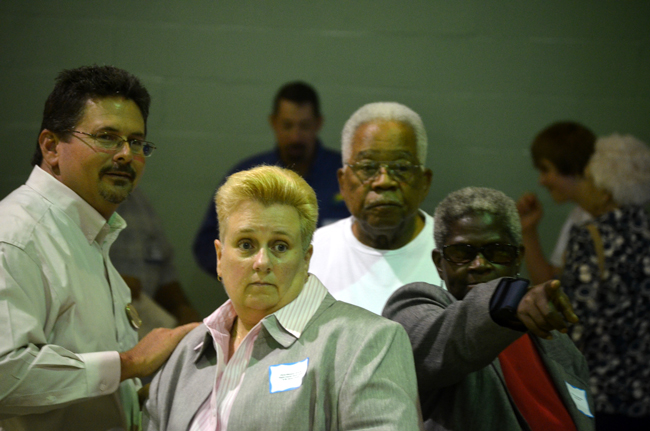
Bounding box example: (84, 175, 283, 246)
(516, 280, 578, 340)
(119, 322, 200, 381)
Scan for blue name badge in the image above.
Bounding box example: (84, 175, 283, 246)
(269, 358, 309, 394)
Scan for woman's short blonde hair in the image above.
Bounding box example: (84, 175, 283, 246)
(589, 133, 650, 205)
(215, 165, 319, 251)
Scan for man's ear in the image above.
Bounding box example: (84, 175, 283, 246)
(432, 249, 445, 280)
(268, 113, 278, 131)
(516, 245, 525, 270)
(419, 168, 433, 201)
(509, 245, 526, 277)
(313, 115, 323, 133)
(38, 129, 61, 171)
(337, 167, 347, 195)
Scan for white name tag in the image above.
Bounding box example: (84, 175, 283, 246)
(565, 382, 594, 417)
(269, 358, 309, 394)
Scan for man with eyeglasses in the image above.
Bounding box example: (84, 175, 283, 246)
(0, 65, 197, 431)
(308, 102, 439, 314)
(383, 187, 595, 430)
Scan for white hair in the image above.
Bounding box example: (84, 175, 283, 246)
(341, 102, 428, 164)
(589, 133, 650, 205)
(433, 187, 522, 249)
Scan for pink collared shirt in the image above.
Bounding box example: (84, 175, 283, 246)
(189, 275, 327, 430)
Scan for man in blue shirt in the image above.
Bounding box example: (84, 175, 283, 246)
(193, 82, 349, 276)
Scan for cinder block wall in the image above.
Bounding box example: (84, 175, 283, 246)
(2, 1, 649, 315)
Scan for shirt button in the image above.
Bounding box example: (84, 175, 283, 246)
(99, 382, 107, 391)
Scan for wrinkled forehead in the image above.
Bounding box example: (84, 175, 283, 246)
(350, 120, 417, 159)
(444, 213, 513, 246)
(219, 200, 308, 242)
(77, 96, 145, 131)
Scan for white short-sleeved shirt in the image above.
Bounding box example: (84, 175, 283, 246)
(309, 211, 442, 315)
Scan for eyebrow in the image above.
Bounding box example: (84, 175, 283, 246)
(235, 227, 293, 237)
(97, 126, 146, 138)
(354, 150, 415, 160)
(446, 240, 511, 246)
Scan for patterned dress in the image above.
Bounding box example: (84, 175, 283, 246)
(561, 205, 650, 418)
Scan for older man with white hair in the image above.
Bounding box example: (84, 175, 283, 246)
(309, 102, 440, 314)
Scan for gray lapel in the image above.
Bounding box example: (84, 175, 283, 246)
(168, 333, 217, 430)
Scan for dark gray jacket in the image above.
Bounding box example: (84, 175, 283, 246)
(383, 278, 595, 431)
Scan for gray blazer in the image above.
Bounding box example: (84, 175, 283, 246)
(383, 279, 595, 431)
(144, 293, 423, 430)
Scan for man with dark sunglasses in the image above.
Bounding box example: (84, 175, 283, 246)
(383, 187, 595, 431)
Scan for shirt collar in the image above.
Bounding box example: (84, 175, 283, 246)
(194, 274, 328, 356)
(267, 274, 327, 340)
(26, 166, 126, 245)
(193, 300, 238, 363)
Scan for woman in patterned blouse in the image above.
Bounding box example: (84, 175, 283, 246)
(560, 133, 650, 431)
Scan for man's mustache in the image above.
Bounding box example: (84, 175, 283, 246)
(100, 164, 136, 180)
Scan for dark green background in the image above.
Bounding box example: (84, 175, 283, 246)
(2, 1, 649, 315)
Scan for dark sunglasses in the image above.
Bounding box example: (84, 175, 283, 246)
(442, 243, 520, 265)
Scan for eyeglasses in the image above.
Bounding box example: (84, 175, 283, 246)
(442, 243, 520, 265)
(346, 160, 423, 183)
(66, 130, 157, 157)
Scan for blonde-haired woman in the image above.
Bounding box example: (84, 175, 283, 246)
(144, 165, 422, 431)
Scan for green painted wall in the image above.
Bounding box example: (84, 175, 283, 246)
(2, 1, 649, 316)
